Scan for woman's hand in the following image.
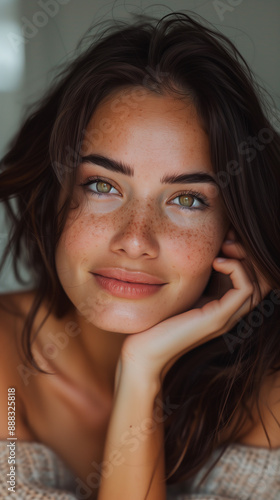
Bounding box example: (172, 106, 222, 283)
(106, 229, 272, 500)
(119, 229, 272, 385)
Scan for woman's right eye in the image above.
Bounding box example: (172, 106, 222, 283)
(81, 178, 120, 197)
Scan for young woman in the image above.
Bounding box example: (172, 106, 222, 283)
(0, 12, 279, 500)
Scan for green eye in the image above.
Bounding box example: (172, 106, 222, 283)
(96, 181, 112, 193)
(81, 177, 119, 197)
(171, 191, 208, 210)
(178, 195, 194, 207)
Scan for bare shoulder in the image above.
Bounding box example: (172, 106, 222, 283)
(0, 290, 38, 441)
(0, 289, 36, 315)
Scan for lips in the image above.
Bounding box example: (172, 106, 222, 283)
(92, 268, 166, 285)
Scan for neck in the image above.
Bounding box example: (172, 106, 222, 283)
(31, 307, 126, 400)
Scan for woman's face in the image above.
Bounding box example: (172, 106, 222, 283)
(55, 88, 230, 333)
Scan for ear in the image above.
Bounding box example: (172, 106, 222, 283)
(222, 225, 236, 244)
(215, 225, 235, 260)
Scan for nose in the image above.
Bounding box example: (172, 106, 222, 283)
(109, 200, 160, 259)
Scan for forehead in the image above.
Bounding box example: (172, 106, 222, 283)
(82, 88, 212, 175)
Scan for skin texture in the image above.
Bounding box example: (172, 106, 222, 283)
(55, 89, 230, 335)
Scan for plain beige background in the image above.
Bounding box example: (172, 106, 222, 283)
(0, 0, 279, 290)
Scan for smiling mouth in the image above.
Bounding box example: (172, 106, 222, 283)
(92, 273, 166, 299)
(95, 274, 161, 285)
(92, 267, 166, 285)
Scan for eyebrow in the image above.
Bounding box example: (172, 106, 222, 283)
(81, 154, 218, 185)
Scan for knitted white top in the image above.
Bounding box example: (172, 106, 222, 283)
(0, 440, 279, 499)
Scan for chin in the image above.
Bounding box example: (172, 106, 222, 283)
(85, 311, 163, 335)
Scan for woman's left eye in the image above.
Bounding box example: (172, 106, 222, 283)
(170, 192, 209, 210)
(81, 178, 119, 196)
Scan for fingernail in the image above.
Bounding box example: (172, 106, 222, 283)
(224, 240, 235, 245)
(216, 258, 226, 263)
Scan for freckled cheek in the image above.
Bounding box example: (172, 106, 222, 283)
(56, 212, 115, 264)
(168, 224, 223, 278)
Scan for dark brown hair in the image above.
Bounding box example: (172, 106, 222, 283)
(0, 12, 280, 487)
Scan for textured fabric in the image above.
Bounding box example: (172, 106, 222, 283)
(166, 444, 280, 500)
(0, 441, 77, 499)
(0, 440, 279, 499)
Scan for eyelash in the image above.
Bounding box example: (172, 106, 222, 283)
(80, 177, 210, 211)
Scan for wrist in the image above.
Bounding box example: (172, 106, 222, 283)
(117, 355, 161, 398)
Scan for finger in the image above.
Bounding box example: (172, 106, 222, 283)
(203, 257, 255, 329)
(211, 258, 272, 331)
(162, 259, 272, 379)
(161, 257, 256, 376)
(221, 242, 272, 299)
(155, 258, 254, 355)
